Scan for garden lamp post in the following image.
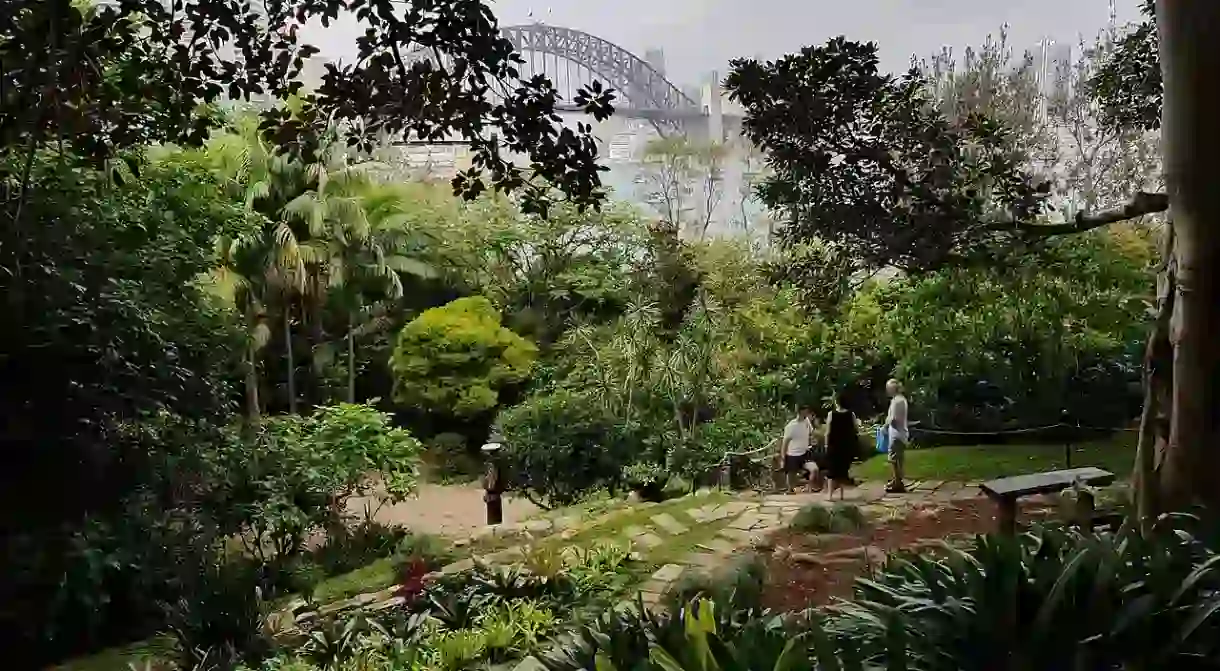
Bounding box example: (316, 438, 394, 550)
(481, 431, 505, 526)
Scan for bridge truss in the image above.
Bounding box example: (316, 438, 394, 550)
(406, 23, 704, 133)
(499, 24, 699, 117)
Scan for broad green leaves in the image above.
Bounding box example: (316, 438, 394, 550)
(202, 403, 421, 559)
(1089, 0, 1162, 133)
(836, 233, 1154, 429)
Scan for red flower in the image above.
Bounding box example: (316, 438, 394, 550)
(396, 556, 432, 601)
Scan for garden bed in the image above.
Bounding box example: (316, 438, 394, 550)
(762, 497, 1058, 611)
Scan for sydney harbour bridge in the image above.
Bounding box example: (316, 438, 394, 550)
(396, 23, 764, 239)
(497, 24, 720, 133)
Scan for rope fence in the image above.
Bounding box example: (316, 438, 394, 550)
(909, 423, 1139, 436)
(717, 421, 1141, 488)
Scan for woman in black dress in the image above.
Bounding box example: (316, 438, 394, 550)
(824, 391, 860, 500)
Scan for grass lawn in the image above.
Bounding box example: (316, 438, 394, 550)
(53, 637, 175, 671)
(310, 555, 401, 604)
(852, 433, 1136, 483)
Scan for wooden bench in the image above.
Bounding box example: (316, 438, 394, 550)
(979, 467, 1116, 534)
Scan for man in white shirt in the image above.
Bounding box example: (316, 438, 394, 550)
(779, 406, 817, 493)
(884, 379, 910, 493)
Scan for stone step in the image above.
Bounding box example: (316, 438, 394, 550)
(651, 512, 690, 535)
(695, 538, 738, 554)
(624, 525, 664, 549)
(651, 563, 686, 583)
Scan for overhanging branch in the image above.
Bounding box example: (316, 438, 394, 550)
(1011, 191, 1169, 236)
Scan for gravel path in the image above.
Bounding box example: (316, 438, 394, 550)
(347, 483, 541, 538)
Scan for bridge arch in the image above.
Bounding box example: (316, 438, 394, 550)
(498, 24, 699, 114)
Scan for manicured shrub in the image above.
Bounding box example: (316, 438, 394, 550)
(391, 296, 538, 418)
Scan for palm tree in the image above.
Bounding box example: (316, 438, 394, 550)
(286, 176, 438, 403)
(206, 116, 311, 417)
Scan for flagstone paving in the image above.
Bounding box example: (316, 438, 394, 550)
(294, 480, 991, 621)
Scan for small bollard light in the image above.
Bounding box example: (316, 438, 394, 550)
(481, 431, 505, 526)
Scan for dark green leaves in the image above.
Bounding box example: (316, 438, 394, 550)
(725, 37, 1051, 272)
(1088, 0, 1162, 133)
(2, 0, 614, 213)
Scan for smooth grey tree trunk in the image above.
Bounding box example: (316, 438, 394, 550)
(347, 318, 357, 404)
(1155, 0, 1220, 512)
(1134, 224, 1173, 526)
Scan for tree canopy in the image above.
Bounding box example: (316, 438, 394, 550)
(391, 296, 537, 418)
(724, 37, 1052, 272)
(1, 0, 615, 214)
(1089, 0, 1162, 133)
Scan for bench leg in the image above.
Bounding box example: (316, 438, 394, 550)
(996, 495, 1018, 535)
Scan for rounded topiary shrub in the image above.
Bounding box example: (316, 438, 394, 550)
(391, 296, 538, 419)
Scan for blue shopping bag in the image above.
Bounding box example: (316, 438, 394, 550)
(875, 425, 889, 454)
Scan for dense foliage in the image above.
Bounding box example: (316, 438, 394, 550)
(837, 234, 1155, 431)
(391, 296, 538, 419)
(245, 543, 640, 670)
(500, 390, 644, 506)
(0, 0, 1187, 666)
(1089, 0, 1162, 133)
(227, 515, 1220, 671)
(725, 37, 1051, 273)
(526, 517, 1220, 671)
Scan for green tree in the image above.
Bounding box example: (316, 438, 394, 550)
(287, 173, 439, 403)
(499, 389, 638, 507)
(391, 296, 537, 418)
(837, 233, 1154, 431)
(473, 201, 647, 346)
(207, 117, 317, 418)
(0, 153, 250, 661)
(724, 37, 1053, 273)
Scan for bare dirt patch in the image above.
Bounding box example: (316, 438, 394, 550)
(763, 497, 1056, 611)
(347, 483, 541, 538)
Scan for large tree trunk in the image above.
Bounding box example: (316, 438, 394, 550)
(1155, 1, 1220, 513)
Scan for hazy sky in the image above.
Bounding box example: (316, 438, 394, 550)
(302, 0, 1146, 88)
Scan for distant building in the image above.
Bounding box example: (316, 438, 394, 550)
(644, 48, 667, 77)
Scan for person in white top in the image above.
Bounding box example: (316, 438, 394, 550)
(778, 406, 818, 493)
(884, 379, 910, 493)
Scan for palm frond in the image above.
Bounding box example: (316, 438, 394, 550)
(245, 180, 271, 209)
(271, 221, 302, 267)
(385, 255, 437, 280)
(282, 192, 327, 236)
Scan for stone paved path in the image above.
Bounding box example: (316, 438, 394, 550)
(306, 480, 987, 621)
(630, 480, 986, 606)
